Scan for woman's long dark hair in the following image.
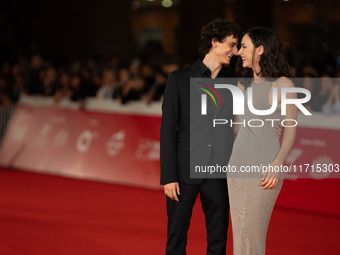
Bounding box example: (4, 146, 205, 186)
(239, 27, 291, 86)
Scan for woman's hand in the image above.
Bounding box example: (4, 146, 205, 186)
(260, 160, 282, 190)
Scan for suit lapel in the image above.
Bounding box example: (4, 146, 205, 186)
(188, 61, 214, 116)
(213, 77, 237, 118)
(213, 78, 226, 118)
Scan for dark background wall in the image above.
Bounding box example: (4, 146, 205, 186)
(177, 0, 225, 63)
(1, 0, 340, 67)
(2, 1, 132, 61)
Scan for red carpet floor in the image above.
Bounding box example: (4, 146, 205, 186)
(0, 168, 339, 255)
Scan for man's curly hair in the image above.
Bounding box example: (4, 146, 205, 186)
(199, 19, 240, 56)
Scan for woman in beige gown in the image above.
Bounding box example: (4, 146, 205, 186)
(227, 27, 298, 255)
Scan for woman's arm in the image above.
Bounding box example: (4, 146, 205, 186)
(233, 115, 241, 135)
(261, 77, 297, 189)
(233, 82, 245, 135)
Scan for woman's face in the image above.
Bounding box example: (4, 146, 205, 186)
(238, 34, 261, 69)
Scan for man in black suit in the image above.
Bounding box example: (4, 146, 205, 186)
(160, 19, 239, 255)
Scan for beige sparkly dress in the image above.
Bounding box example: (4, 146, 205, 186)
(227, 80, 284, 255)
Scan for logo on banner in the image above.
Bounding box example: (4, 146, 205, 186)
(135, 139, 160, 161)
(14, 126, 27, 141)
(76, 130, 98, 153)
(285, 148, 303, 164)
(310, 156, 334, 179)
(32, 123, 52, 148)
(53, 129, 69, 148)
(106, 130, 125, 157)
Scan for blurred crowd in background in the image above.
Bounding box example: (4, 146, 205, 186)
(0, 54, 180, 109)
(1, 52, 340, 115)
(0, 4, 340, 116)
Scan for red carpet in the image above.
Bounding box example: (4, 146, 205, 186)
(0, 168, 339, 255)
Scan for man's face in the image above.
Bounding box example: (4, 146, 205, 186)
(212, 35, 238, 65)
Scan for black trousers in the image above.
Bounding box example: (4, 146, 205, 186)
(165, 178, 229, 255)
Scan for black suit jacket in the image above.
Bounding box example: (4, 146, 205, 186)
(160, 59, 235, 185)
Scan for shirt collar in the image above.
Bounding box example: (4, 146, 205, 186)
(198, 57, 227, 78)
(198, 57, 211, 77)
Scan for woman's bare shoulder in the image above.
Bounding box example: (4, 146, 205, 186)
(273, 76, 295, 88)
